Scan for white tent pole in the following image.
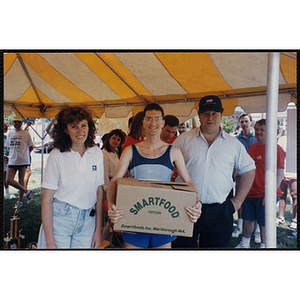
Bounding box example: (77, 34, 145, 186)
(265, 52, 280, 248)
(41, 112, 45, 194)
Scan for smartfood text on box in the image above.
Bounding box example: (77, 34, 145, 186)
(114, 178, 197, 237)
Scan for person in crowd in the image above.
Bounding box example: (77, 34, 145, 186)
(160, 115, 180, 182)
(23, 121, 34, 189)
(102, 129, 126, 191)
(234, 125, 241, 136)
(45, 119, 56, 152)
(277, 124, 297, 234)
(278, 177, 297, 230)
(235, 119, 285, 248)
(127, 116, 134, 134)
(235, 113, 257, 151)
(101, 128, 126, 245)
(178, 122, 189, 135)
(232, 113, 259, 242)
(172, 95, 255, 248)
(31, 119, 56, 152)
(5, 116, 34, 208)
(37, 106, 104, 249)
(160, 115, 179, 144)
(161, 115, 180, 181)
(23, 119, 56, 189)
(101, 133, 109, 148)
(123, 111, 146, 150)
(4, 121, 16, 199)
(107, 103, 201, 249)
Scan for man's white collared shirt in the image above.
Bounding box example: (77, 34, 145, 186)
(174, 127, 255, 204)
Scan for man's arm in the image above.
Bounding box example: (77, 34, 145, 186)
(231, 169, 255, 211)
(24, 121, 33, 131)
(106, 146, 132, 223)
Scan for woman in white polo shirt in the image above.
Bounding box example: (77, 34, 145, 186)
(37, 106, 104, 249)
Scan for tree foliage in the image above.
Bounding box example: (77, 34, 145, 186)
(4, 111, 52, 125)
(221, 116, 235, 134)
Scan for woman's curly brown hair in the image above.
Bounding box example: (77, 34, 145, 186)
(51, 106, 96, 152)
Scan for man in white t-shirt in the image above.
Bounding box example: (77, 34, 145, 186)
(5, 116, 34, 208)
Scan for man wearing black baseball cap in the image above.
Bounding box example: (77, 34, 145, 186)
(172, 95, 256, 248)
(198, 95, 224, 114)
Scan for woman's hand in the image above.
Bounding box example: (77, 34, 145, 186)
(91, 229, 102, 249)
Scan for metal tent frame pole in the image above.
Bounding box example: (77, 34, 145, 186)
(41, 111, 45, 194)
(265, 52, 280, 248)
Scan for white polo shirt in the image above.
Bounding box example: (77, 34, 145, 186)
(42, 146, 104, 209)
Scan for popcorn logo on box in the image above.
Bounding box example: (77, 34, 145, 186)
(130, 196, 179, 218)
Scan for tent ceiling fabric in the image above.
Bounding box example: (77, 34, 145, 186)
(4, 52, 297, 128)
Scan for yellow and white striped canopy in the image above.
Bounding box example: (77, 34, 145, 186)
(4, 52, 296, 134)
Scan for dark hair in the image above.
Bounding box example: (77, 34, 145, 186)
(164, 115, 179, 127)
(239, 113, 253, 122)
(255, 118, 266, 127)
(128, 116, 134, 126)
(52, 106, 96, 152)
(102, 129, 126, 158)
(101, 133, 109, 144)
(128, 111, 144, 140)
(179, 122, 189, 128)
(143, 103, 164, 119)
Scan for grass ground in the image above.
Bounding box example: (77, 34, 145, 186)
(4, 167, 43, 248)
(4, 167, 298, 249)
(229, 205, 297, 249)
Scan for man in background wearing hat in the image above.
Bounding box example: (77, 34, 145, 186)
(5, 116, 34, 208)
(172, 95, 256, 248)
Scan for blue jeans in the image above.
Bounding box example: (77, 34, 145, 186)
(38, 199, 96, 249)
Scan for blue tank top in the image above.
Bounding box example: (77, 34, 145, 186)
(129, 144, 174, 181)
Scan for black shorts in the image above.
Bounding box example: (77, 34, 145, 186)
(8, 164, 28, 170)
(172, 197, 235, 249)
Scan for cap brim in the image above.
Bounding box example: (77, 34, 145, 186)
(199, 108, 223, 114)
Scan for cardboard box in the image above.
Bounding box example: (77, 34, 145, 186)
(114, 178, 197, 237)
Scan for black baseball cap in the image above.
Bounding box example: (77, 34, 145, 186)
(198, 95, 224, 114)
